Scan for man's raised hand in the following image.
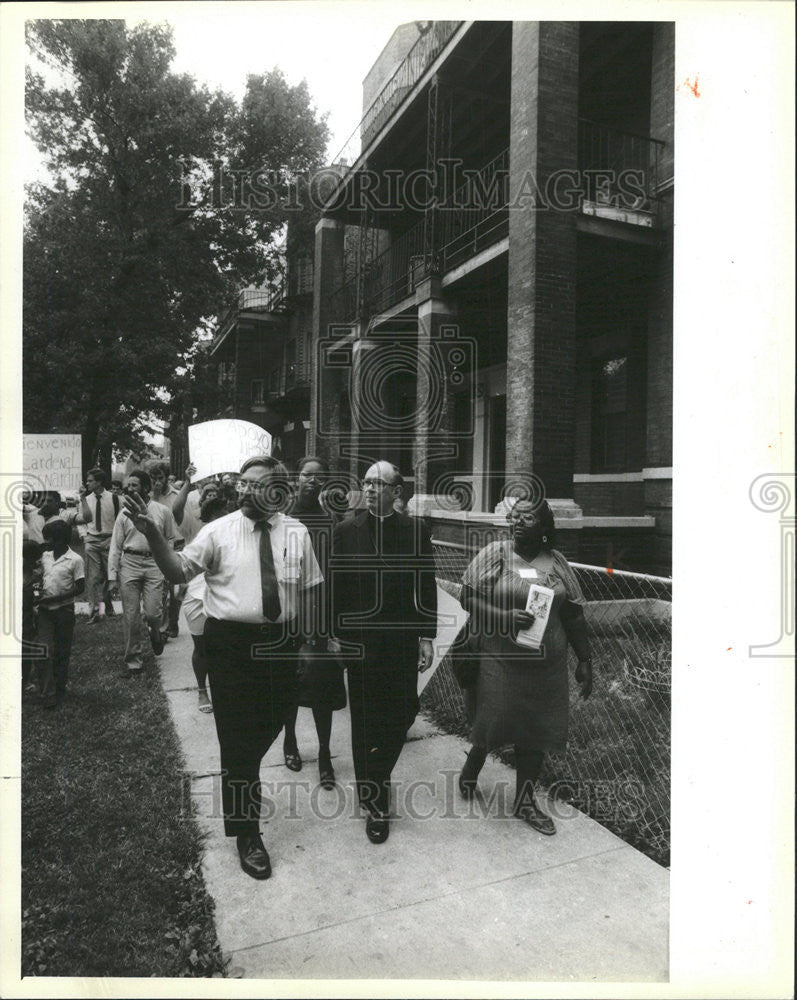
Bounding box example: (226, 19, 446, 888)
(122, 491, 155, 535)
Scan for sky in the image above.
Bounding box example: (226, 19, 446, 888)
(164, 5, 404, 162)
(24, 4, 407, 180)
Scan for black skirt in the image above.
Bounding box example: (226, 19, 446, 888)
(295, 651, 347, 710)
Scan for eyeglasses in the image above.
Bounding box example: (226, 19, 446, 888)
(361, 478, 391, 490)
(235, 480, 265, 494)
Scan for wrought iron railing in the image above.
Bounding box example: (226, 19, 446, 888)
(361, 21, 462, 148)
(331, 21, 463, 172)
(439, 147, 510, 271)
(577, 119, 666, 220)
(362, 219, 427, 315)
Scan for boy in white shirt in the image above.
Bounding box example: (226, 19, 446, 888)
(37, 519, 85, 708)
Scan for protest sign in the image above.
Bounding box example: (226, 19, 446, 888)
(188, 420, 272, 482)
(23, 434, 82, 494)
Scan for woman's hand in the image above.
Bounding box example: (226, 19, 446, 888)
(507, 608, 535, 638)
(575, 659, 593, 699)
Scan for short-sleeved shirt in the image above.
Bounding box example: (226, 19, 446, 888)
(23, 507, 45, 545)
(41, 548, 85, 609)
(179, 509, 322, 624)
(108, 501, 177, 580)
(176, 490, 204, 545)
(153, 486, 183, 540)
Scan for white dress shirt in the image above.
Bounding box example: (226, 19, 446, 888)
(77, 489, 119, 536)
(178, 509, 322, 624)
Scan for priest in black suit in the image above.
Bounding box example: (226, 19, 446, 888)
(331, 461, 437, 844)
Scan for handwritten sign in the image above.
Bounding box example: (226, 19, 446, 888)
(23, 434, 82, 494)
(188, 420, 272, 482)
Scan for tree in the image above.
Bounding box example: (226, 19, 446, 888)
(24, 19, 328, 470)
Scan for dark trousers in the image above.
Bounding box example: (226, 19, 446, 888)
(36, 605, 75, 704)
(345, 631, 420, 816)
(204, 617, 300, 837)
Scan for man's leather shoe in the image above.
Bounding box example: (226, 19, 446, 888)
(87, 611, 99, 625)
(365, 813, 389, 844)
(104, 604, 115, 618)
(149, 625, 164, 655)
(236, 833, 272, 880)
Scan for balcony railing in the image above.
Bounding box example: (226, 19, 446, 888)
(332, 21, 463, 172)
(577, 119, 666, 222)
(361, 21, 462, 148)
(324, 149, 510, 324)
(439, 147, 510, 272)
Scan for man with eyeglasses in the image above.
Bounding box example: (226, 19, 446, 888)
(121, 455, 322, 881)
(331, 460, 437, 844)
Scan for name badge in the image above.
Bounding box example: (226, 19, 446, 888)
(518, 567, 538, 579)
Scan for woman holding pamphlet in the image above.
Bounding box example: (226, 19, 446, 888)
(457, 496, 593, 835)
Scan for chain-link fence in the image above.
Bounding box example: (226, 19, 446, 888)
(424, 538, 671, 867)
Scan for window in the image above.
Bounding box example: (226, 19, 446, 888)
(592, 357, 628, 471)
(251, 379, 265, 406)
(217, 361, 236, 390)
(269, 368, 280, 394)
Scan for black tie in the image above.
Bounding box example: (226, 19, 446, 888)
(259, 521, 281, 622)
(95, 494, 102, 532)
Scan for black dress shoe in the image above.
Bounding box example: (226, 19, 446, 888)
(236, 833, 272, 880)
(284, 748, 302, 772)
(365, 813, 389, 844)
(149, 624, 164, 655)
(318, 753, 336, 789)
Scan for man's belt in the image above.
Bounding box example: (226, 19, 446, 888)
(85, 532, 112, 541)
(123, 547, 152, 557)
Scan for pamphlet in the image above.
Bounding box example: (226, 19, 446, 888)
(515, 583, 555, 649)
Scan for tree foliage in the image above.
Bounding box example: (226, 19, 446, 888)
(24, 19, 328, 467)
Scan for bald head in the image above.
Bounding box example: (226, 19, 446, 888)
(362, 461, 403, 515)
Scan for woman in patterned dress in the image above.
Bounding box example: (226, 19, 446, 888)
(458, 497, 593, 834)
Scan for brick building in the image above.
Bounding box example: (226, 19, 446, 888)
(202, 257, 315, 469)
(309, 20, 674, 573)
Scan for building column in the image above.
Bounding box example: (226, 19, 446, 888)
(411, 275, 458, 513)
(506, 21, 581, 506)
(309, 216, 346, 465)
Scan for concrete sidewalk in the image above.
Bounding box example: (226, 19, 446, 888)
(155, 613, 669, 982)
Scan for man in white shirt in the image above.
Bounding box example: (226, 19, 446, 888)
(108, 469, 177, 673)
(76, 467, 121, 623)
(122, 456, 322, 881)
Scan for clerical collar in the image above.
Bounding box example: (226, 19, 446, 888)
(368, 509, 395, 520)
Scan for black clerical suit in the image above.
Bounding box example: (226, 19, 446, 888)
(331, 509, 437, 816)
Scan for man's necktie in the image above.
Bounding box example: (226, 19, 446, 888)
(95, 494, 102, 532)
(259, 521, 281, 622)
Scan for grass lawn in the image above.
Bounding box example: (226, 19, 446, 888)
(22, 613, 228, 977)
